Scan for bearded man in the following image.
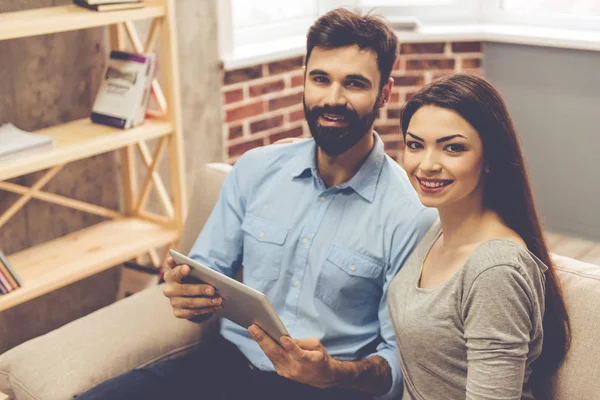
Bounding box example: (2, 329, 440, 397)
(77, 8, 436, 400)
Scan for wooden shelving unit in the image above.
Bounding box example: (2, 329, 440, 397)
(0, 0, 186, 312)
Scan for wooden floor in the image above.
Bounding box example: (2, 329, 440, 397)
(546, 232, 600, 266)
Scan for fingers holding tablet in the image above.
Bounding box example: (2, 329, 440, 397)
(162, 261, 223, 319)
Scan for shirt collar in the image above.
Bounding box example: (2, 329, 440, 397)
(291, 133, 386, 203)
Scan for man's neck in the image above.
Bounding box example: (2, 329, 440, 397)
(316, 131, 375, 188)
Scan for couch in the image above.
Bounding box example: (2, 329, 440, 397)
(0, 162, 599, 400)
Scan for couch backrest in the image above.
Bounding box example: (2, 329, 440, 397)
(179, 163, 232, 255)
(550, 254, 600, 400)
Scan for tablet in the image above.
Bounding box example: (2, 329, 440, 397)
(169, 249, 289, 342)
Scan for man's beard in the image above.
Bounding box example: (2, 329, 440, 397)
(303, 96, 380, 156)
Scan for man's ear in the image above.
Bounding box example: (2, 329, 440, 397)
(379, 77, 394, 108)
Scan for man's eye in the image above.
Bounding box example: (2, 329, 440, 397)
(406, 141, 423, 150)
(346, 80, 365, 89)
(444, 144, 465, 153)
(313, 76, 328, 84)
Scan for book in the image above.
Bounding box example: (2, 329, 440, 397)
(0, 251, 23, 287)
(83, 0, 141, 5)
(0, 123, 54, 160)
(73, 0, 144, 12)
(91, 50, 156, 129)
(0, 267, 13, 294)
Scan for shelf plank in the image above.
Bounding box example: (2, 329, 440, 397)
(0, 1, 165, 41)
(0, 218, 178, 311)
(0, 118, 173, 181)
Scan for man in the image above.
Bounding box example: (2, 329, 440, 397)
(78, 8, 436, 400)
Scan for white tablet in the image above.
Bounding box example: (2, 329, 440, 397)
(169, 249, 289, 342)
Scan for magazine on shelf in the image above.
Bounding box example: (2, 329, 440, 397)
(0, 123, 54, 161)
(73, 0, 145, 12)
(91, 50, 156, 129)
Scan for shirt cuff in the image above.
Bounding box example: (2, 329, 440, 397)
(370, 346, 403, 400)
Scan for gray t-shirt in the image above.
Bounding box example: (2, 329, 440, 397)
(387, 220, 547, 400)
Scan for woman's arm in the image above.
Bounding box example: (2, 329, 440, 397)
(462, 265, 535, 400)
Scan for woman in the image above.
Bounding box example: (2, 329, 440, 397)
(388, 73, 570, 399)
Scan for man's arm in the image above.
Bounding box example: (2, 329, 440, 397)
(163, 158, 251, 319)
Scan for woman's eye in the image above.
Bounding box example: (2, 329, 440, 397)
(406, 141, 423, 150)
(445, 143, 465, 153)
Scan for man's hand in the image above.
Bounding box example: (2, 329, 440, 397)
(162, 256, 223, 319)
(248, 324, 393, 395)
(247, 324, 340, 388)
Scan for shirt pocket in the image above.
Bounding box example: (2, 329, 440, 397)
(315, 244, 385, 311)
(241, 214, 288, 281)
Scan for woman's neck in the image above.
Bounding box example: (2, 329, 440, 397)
(437, 195, 492, 250)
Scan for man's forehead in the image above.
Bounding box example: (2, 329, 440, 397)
(307, 46, 379, 80)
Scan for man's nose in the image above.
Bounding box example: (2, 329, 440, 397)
(323, 83, 347, 107)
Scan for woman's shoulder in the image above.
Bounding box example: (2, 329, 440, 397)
(462, 239, 548, 292)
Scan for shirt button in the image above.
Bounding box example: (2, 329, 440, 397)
(259, 232, 265, 238)
(293, 280, 300, 287)
(303, 237, 309, 243)
(320, 196, 327, 202)
(350, 265, 357, 272)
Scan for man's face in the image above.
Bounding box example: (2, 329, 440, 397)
(303, 45, 386, 156)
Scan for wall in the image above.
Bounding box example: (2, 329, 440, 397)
(484, 42, 600, 241)
(221, 41, 483, 163)
(0, 0, 224, 353)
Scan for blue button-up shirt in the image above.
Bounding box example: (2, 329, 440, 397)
(189, 134, 437, 399)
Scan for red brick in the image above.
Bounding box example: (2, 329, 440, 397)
(228, 124, 244, 140)
(374, 124, 400, 135)
(406, 59, 455, 71)
(289, 109, 305, 122)
(400, 43, 445, 54)
(249, 79, 285, 97)
(223, 65, 263, 85)
(462, 58, 482, 69)
(391, 92, 400, 103)
(268, 92, 303, 111)
(387, 108, 402, 119)
(268, 126, 304, 144)
(226, 101, 264, 122)
(228, 138, 264, 157)
(393, 59, 401, 71)
(381, 136, 403, 150)
(250, 115, 284, 134)
(291, 74, 304, 87)
(405, 91, 417, 102)
(452, 42, 482, 53)
(268, 57, 304, 75)
(392, 75, 424, 87)
(224, 88, 243, 104)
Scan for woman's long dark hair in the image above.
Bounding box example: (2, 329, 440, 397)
(400, 73, 570, 398)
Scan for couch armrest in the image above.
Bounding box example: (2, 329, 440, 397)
(0, 284, 218, 400)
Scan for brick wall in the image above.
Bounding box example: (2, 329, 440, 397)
(221, 41, 483, 163)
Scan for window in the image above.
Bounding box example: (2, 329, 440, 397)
(483, 0, 600, 30)
(501, 0, 600, 18)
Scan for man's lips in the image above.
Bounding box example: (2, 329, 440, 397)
(318, 114, 350, 127)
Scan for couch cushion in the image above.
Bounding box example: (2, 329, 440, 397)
(550, 254, 600, 400)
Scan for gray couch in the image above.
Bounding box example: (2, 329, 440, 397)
(0, 163, 599, 399)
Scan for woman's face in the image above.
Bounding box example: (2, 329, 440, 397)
(403, 105, 486, 210)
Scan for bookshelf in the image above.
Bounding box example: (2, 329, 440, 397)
(0, 0, 186, 312)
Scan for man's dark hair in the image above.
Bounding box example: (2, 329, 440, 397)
(305, 8, 399, 89)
